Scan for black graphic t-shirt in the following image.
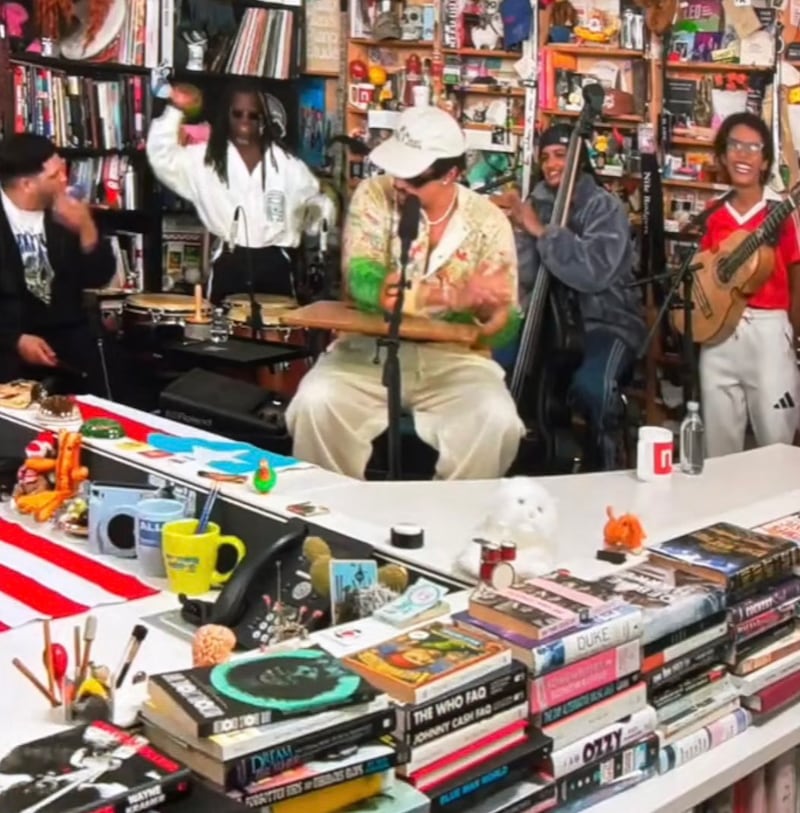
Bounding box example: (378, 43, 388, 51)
(1, 191, 54, 305)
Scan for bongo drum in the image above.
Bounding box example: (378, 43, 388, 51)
(223, 293, 311, 397)
(123, 293, 211, 353)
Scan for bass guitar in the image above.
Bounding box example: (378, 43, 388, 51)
(509, 83, 605, 474)
(672, 183, 800, 345)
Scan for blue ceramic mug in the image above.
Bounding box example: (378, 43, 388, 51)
(135, 498, 186, 578)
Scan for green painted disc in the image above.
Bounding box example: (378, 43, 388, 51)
(80, 418, 126, 439)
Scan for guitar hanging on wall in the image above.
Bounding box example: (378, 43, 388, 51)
(672, 183, 800, 346)
(510, 82, 605, 474)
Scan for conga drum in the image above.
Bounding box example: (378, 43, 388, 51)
(123, 293, 211, 354)
(223, 293, 311, 397)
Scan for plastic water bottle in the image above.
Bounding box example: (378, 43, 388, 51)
(679, 401, 705, 475)
(210, 308, 229, 344)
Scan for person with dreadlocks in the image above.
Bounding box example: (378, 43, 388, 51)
(146, 81, 331, 303)
(495, 123, 645, 470)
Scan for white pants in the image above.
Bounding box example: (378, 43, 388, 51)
(286, 336, 525, 480)
(700, 308, 800, 457)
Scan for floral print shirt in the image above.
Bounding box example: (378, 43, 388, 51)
(344, 175, 521, 348)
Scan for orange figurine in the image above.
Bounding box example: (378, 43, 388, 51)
(603, 506, 646, 554)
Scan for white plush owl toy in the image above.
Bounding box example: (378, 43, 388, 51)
(455, 477, 559, 581)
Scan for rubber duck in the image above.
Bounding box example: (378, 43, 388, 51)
(252, 459, 277, 494)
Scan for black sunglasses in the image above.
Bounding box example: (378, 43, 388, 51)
(231, 110, 261, 121)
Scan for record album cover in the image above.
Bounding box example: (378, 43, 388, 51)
(0, 721, 190, 813)
(149, 645, 381, 737)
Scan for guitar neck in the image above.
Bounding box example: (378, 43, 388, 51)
(725, 198, 796, 273)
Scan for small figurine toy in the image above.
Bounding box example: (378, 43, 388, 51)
(13, 429, 89, 522)
(252, 459, 277, 494)
(603, 506, 647, 553)
(456, 477, 558, 580)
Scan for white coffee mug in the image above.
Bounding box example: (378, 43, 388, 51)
(636, 426, 674, 482)
(412, 85, 431, 106)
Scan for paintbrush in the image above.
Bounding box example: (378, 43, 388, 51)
(73, 625, 81, 684)
(114, 624, 149, 689)
(13, 657, 59, 707)
(43, 619, 55, 701)
(76, 615, 97, 689)
(196, 483, 220, 534)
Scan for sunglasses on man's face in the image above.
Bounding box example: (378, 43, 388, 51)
(231, 110, 261, 122)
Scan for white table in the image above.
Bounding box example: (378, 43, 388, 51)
(2, 398, 800, 811)
(307, 443, 800, 579)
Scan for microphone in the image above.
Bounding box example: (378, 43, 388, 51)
(328, 134, 371, 157)
(469, 173, 518, 195)
(398, 195, 421, 269)
(683, 188, 735, 233)
(226, 206, 242, 253)
(82, 290, 102, 336)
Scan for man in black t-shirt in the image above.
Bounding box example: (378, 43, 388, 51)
(0, 134, 116, 394)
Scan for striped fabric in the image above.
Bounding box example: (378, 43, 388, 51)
(0, 517, 157, 630)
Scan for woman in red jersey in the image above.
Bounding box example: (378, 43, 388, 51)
(699, 112, 800, 457)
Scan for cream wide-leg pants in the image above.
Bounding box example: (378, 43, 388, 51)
(700, 308, 800, 457)
(286, 335, 525, 480)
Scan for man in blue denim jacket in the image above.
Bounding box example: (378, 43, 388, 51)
(495, 124, 646, 470)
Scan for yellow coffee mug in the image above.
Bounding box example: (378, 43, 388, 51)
(161, 519, 246, 596)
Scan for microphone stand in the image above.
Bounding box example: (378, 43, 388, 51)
(632, 190, 733, 406)
(375, 196, 419, 481)
(635, 242, 700, 405)
(234, 206, 263, 339)
(378, 265, 408, 481)
(82, 291, 113, 400)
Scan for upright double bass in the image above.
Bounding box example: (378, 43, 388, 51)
(509, 84, 605, 474)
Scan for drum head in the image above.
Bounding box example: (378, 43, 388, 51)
(126, 293, 208, 312)
(224, 293, 298, 322)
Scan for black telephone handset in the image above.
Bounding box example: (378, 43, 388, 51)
(179, 518, 319, 650)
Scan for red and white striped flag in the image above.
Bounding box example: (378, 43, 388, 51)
(0, 517, 158, 630)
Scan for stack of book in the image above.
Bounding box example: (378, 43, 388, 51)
(587, 550, 741, 775)
(451, 572, 656, 808)
(140, 645, 409, 812)
(341, 621, 555, 812)
(648, 521, 800, 728)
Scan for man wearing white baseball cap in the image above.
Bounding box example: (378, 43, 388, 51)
(286, 106, 524, 480)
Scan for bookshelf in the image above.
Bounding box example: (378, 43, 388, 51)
(0, 0, 313, 296)
(341, 1, 534, 193)
(1, 49, 162, 292)
(538, 8, 667, 424)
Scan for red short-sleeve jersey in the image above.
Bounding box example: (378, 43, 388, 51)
(699, 194, 800, 310)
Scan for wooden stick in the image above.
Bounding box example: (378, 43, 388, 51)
(76, 615, 97, 690)
(73, 625, 81, 684)
(13, 658, 59, 707)
(194, 283, 203, 322)
(43, 619, 55, 701)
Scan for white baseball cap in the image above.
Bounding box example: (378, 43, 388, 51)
(369, 106, 467, 179)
